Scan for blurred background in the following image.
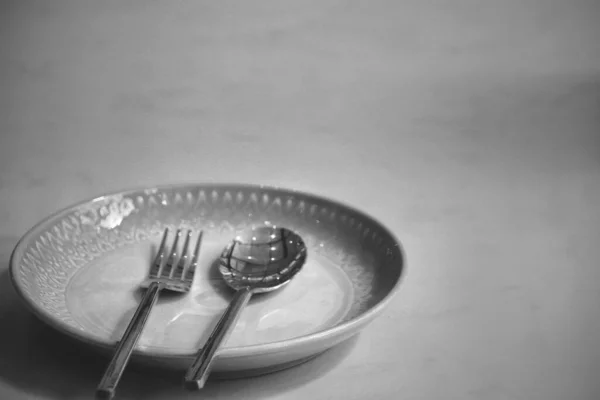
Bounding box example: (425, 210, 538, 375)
(1, 1, 599, 399)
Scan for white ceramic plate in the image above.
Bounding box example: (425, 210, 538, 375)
(10, 184, 404, 376)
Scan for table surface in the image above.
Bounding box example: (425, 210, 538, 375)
(1, 1, 600, 399)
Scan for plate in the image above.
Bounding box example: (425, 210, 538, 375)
(10, 183, 404, 376)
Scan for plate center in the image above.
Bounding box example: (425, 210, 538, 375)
(65, 235, 354, 354)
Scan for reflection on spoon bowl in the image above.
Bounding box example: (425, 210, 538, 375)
(220, 225, 306, 292)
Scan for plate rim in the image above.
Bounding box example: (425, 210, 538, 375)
(9, 181, 405, 359)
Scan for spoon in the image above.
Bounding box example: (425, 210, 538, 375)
(184, 224, 307, 390)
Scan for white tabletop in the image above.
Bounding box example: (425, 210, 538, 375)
(1, 1, 599, 399)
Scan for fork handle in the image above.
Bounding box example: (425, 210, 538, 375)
(184, 288, 253, 390)
(96, 281, 163, 400)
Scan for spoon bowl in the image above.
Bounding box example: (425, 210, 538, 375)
(220, 226, 307, 293)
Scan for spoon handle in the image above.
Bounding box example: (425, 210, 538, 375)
(184, 288, 253, 390)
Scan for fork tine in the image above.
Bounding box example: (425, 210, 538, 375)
(162, 229, 182, 278)
(149, 228, 169, 278)
(184, 231, 203, 284)
(172, 230, 192, 279)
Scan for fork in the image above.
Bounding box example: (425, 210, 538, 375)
(96, 228, 203, 400)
